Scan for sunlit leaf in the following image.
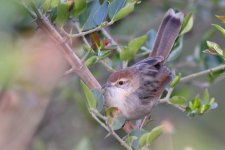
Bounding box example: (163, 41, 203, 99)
(108, 0, 126, 19)
(73, 0, 87, 17)
(212, 24, 225, 36)
(206, 41, 224, 57)
(80, 81, 97, 108)
(112, 2, 135, 21)
(85, 56, 98, 67)
(170, 96, 187, 105)
(56, 2, 70, 26)
(180, 12, 194, 35)
(139, 126, 162, 148)
(169, 73, 181, 88)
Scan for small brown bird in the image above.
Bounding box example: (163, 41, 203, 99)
(103, 9, 184, 120)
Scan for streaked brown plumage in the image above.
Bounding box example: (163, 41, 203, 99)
(104, 9, 184, 120)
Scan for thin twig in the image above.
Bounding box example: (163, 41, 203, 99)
(90, 110, 133, 150)
(101, 28, 122, 53)
(62, 21, 115, 38)
(181, 64, 225, 82)
(160, 88, 174, 103)
(74, 23, 116, 72)
(101, 28, 128, 68)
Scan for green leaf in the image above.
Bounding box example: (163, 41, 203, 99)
(128, 35, 148, 55)
(169, 73, 181, 88)
(206, 41, 224, 58)
(180, 12, 194, 35)
(85, 56, 98, 67)
(167, 36, 183, 62)
(112, 2, 135, 22)
(212, 24, 225, 36)
(43, 0, 59, 10)
(73, 0, 87, 17)
(80, 81, 97, 108)
(120, 35, 148, 61)
(199, 104, 210, 114)
(79, 1, 100, 30)
(93, 0, 108, 26)
(139, 126, 162, 148)
(127, 129, 146, 150)
(202, 89, 210, 103)
(208, 69, 225, 83)
(216, 15, 225, 23)
(75, 138, 92, 150)
(108, 0, 126, 19)
(105, 107, 126, 130)
(91, 89, 104, 111)
(56, 2, 70, 26)
(170, 96, 187, 105)
(193, 96, 201, 109)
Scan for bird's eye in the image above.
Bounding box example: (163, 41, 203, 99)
(118, 81, 124, 85)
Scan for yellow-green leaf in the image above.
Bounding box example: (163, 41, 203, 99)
(206, 41, 224, 57)
(56, 2, 70, 26)
(216, 15, 225, 23)
(80, 81, 97, 108)
(212, 24, 225, 36)
(73, 0, 87, 17)
(113, 2, 135, 21)
(170, 73, 181, 88)
(170, 96, 187, 105)
(180, 12, 193, 35)
(139, 126, 162, 148)
(85, 56, 98, 67)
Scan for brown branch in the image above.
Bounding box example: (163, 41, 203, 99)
(33, 7, 101, 89)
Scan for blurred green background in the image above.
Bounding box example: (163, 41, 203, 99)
(0, 0, 225, 150)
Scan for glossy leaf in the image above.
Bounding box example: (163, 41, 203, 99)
(212, 24, 225, 36)
(108, 0, 126, 19)
(56, 2, 70, 26)
(93, 0, 108, 26)
(139, 126, 162, 148)
(80, 81, 97, 108)
(206, 41, 224, 58)
(73, 0, 87, 17)
(170, 96, 187, 105)
(180, 12, 194, 35)
(113, 2, 135, 21)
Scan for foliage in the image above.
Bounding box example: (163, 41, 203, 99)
(18, 0, 225, 150)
